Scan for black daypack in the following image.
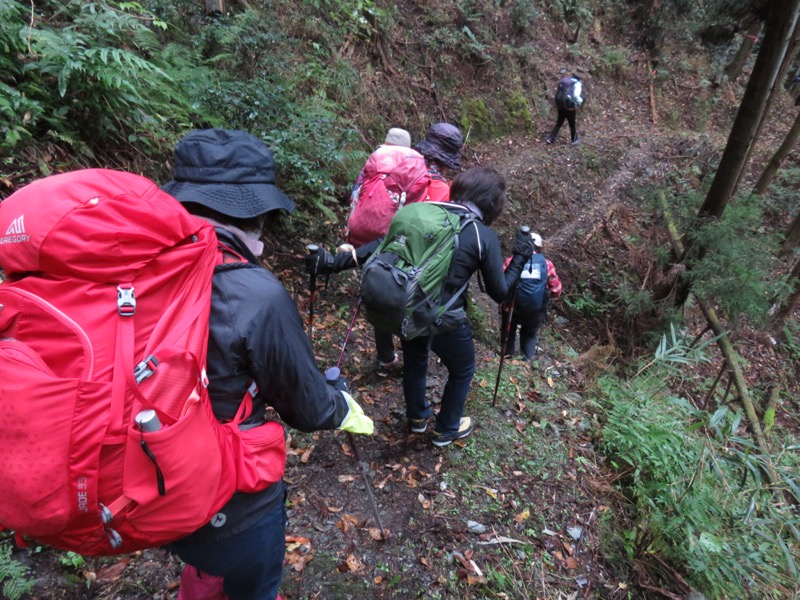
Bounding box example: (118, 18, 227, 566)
(555, 76, 580, 110)
(359, 202, 477, 340)
(515, 253, 549, 314)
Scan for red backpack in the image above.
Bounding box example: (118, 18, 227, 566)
(0, 169, 285, 555)
(346, 145, 430, 247)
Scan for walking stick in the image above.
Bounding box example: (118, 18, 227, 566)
(306, 244, 319, 342)
(325, 367, 387, 539)
(492, 225, 530, 407)
(492, 298, 515, 407)
(337, 298, 362, 369)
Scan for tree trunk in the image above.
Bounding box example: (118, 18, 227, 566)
(780, 210, 800, 256)
(205, 0, 224, 13)
(699, 0, 800, 219)
(771, 258, 800, 328)
(753, 110, 800, 194)
(724, 22, 763, 82)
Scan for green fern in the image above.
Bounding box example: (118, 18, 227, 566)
(0, 542, 33, 600)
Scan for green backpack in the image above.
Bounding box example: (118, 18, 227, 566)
(360, 202, 476, 340)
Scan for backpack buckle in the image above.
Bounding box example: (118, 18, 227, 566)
(117, 285, 136, 316)
(134, 355, 159, 384)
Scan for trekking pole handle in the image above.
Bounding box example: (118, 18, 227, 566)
(306, 244, 319, 292)
(520, 225, 530, 234)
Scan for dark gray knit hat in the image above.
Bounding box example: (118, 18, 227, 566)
(414, 123, 463, 170)
(161, 128, 296, 218)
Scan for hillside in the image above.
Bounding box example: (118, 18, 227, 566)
(1, 1, 799, 599)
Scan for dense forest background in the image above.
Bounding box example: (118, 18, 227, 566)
(1, 0, 799, 598)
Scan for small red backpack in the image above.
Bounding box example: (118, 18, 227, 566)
(0, 169, 285, 555)
(346, 145, 430, 247)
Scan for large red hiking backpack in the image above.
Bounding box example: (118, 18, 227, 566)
(346, 145, 430, 247)
(0, 169, 285, 555)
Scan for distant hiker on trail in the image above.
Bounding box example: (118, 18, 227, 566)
(415, 122, 464, 202)
(546, 73, 583, 145)
(345, 127, 429, 376)
(311, 167, 535, 446)
(503, 233, 562, 359)
(162, 128, 373, 600)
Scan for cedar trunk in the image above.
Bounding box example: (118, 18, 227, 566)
(753, 110, 800, 195)
(699, 0, 800, 219)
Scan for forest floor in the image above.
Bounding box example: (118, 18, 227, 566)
(8, 36, 800, 600)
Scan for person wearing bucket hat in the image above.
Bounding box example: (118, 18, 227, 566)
(503, 233, 562, 359)
(415, 122, 464, 202)
(162, 129, 374, 600)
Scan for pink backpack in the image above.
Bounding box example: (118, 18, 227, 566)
(346, 145, 430, 247)
(0, 169, 285, 555)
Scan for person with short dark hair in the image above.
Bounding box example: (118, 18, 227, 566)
(162, 128, 373, 600)
(415, 123, 464, 201)
(400, 166, 533, 446)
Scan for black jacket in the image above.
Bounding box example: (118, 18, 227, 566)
(173, 227, 349, 546)
(441, 204, 527, 310)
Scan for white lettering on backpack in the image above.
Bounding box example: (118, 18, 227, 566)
(76, 477, 89, 512)
(0, 215, 30, 243)
(521, 265, 543, 280)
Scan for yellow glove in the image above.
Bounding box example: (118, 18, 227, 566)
(339, 391, 374, 435)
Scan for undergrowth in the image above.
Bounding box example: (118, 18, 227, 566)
(595, 329, 800, 598)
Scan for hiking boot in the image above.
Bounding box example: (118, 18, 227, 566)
(571, 135, 580, 145)
(545, 137, 554, 145)
(377, 354, 400, 377)
(409, 418, 428, 433)
(432, 417, 474, 447)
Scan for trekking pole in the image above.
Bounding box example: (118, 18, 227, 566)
(306, 244, 319, 343)
(492, 298, 515, 407)
(492, 225, 530, 407)
(325, 367, 387, 540)
(336, 298, 362, 369)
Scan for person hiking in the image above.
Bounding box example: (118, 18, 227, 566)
(503, 233, 562, 359)
(306, 167, 535, 447)
(546, 73, 583, 145)
(350, 127, 412, 201)
(346, 127, 425, 377)
(161, 128, 373, 600)
(415, 122, 464, 202)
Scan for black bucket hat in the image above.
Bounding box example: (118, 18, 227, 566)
(161, 128, 296, 218)
(414, 123, 463, 170)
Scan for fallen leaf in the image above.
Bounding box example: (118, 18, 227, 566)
(565, 557, 579, 569)
(478, 486, 498, 499)
(562, 541, 574, 555)
(327, 505, 343, 513)
(419, 556, 432, 569)
(547, 376, 554, 387)
(374, 576, 383, 584)
(95, 559, 129, 583)
(337, 474, 357, 483)
(367, 528, 384, 540)
(466, 574, 487, 585)
(300, 445, 315, 463)
(514, 421, 526, 435)
(514, 509, 530, 523)
(345, 553, 363, 572)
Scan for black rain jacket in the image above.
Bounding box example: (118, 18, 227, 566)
(172, 227, 349, 546)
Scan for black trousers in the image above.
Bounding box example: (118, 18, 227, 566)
(549, 108, 577, 142)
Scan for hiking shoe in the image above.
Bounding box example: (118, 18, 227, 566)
(377, 354, 400, 377)
(571, 135, 581, 145)
(432, 417, 474, 447)
(409, 419, 428, 433)
(545, 137, 554, 145)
